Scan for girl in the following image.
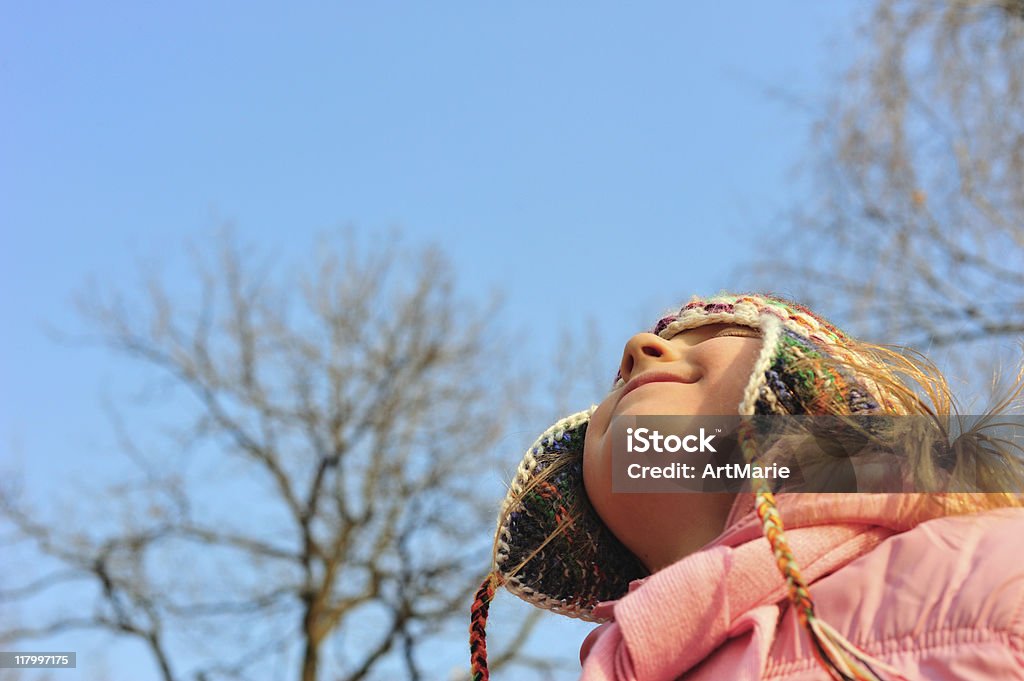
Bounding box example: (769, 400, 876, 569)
(470, 293, 1024, 680)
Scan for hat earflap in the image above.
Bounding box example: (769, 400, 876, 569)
(495, 410, 647, 617)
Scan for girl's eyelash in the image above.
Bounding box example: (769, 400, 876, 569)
(714, 327, 760, 338)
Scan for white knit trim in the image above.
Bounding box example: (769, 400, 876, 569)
(502, 576, 606, 622)
(500, 405, 595, 515)
(739, 314, 782, 416)
(657, 297, 835, 348)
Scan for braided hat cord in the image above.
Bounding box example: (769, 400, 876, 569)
(469, 573, 500, 681)
(739, 422, 908, 681)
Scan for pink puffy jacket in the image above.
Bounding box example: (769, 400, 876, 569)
(579, 495, 1024, 680)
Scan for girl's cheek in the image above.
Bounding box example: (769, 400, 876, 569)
(582, 428, 611, 520)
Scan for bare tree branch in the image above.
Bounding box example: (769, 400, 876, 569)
(750, 0, 1024, 395)
(1, 227, 552, 680)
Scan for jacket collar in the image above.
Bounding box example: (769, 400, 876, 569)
(588, 494, 945, 678)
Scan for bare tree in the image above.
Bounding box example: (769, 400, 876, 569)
(753, 0, 1024, 372)
(0, 229, 550, 681)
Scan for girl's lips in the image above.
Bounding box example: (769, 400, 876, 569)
(617, 371, 693, 405)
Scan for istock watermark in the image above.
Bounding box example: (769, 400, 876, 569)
(609, 415, 1024, 494)
(625, 427, 719, 453)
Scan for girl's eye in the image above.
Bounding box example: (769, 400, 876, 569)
(713, 326, 760, 339)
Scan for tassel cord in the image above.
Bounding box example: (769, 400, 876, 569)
(470, 573, 501, 681)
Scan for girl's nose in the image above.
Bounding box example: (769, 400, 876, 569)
(617, 332, 683, 384)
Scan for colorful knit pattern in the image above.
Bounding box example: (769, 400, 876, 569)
(753, 328, 880, 416)
(495, 418, 648, 620)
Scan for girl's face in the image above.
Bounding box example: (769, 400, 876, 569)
(582, 323, 763, 571)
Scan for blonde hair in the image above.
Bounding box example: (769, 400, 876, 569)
(807, 337, 1024, 513)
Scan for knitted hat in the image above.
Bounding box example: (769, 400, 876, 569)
(470, 293, 903, 681)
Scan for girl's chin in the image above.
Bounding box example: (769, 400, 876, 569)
(614, 402, 704, 418)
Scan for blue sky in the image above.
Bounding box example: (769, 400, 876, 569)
(1, 3, 864, 678)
